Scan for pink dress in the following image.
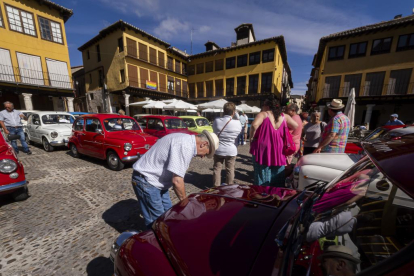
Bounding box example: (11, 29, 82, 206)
(290, 114, 303, 153)
(250, 113, 287, 167)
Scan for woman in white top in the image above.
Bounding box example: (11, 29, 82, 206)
(302, 111, 327, 155)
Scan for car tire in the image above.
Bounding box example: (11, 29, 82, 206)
(25, 133, 33, 145)
(12, 186, 29, 201)
(43, 138, 54, 152)
(106, 150, 124, 171)
(70, 144, 80, 158)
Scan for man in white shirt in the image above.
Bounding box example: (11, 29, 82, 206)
(132, 130, 219, 228)
(238, 111, 247, 146)
(212, 102, 242, 186)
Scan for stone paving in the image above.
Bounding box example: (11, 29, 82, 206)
(0, 143, 254, 276)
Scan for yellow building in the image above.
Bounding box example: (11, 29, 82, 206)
(308, 14, 414, 128)
(78, 20, 189, 114)
(0, 0, 74, 111)
(188, 24, 293, 107)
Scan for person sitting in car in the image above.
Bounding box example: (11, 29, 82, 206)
(113, 118, 123, 130)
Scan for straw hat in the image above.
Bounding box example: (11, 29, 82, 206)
(318, 245, 361, 264)
(202, 130, 219, 158)
(327, 99, 345, 110)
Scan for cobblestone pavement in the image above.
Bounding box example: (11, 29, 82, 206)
(0, 143, 254, 276)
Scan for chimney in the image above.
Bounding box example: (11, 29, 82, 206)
(394, 14, 402, 19)
(204, 41, 220, 52)
(234, 23, 256, 46)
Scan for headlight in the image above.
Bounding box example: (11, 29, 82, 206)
(124, 143, 132, 151)
(0, 159, 17, 173)
(109, 231, 138, 263)
(145, 144, 150, 150)
(51, 131, 58, 138)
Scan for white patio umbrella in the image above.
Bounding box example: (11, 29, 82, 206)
(236, 104, 254, 113)
(161, 99, 177, 104)
(163, 100, 198, 111)
(202, 108, 223, 113)
(344, 88, 356, 127)
(249, 106, 261, 114)
(142, 101, 166, 109)
(129, 99, 154, 106)
(198, 99, 228, 110)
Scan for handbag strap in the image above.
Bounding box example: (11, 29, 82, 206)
(218, 117, 232, 137)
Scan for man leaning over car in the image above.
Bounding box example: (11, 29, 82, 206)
(131, 131, 219, 229)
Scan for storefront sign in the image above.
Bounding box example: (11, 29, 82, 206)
(146, 81, 157, 90)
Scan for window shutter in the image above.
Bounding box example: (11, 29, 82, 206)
(17, 53, 44, 85)
(149, 48, 157, 65)
(167, 57, 173, 70)
(150, 71, 158, 90)
(46, 58, 71, 88)
(175, 60, 181, 74)
(197, 82, 204, 97)
(215, 79, 223, 97)
(206, 81, 213, 97)
(175, 78, 181, 95)
(159, 73, 166, 92)
(128, 64, 138, 87)
(189, 83, 195, 98)
(158, 51, 165, 68)
(126, 38, 137, 58)
(0, 49, 15, 82)
(364, 72, 385, 96)
(139, 68, 148, 88)
(182, 81, 188, 96)
(139, 43, 148, 61)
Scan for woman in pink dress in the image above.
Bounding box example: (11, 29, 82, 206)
(249, 98, 298, 187)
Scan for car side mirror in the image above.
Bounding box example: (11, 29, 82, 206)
(376, 179, 390, 191)
(97, 129, 103, 135)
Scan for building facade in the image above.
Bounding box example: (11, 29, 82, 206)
(78, 22, 293, 114)
(0, 0, 74, 111)
(77, 20, 189, 115)
(307, 14, 414, 128)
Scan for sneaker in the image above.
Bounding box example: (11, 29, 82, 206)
(25, 150, 32, 155)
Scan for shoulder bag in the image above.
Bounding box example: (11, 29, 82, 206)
(282, 114, 296, 156)
(218, 117, 232, 138)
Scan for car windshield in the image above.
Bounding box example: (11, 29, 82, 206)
(363, 127, 389, 141)
(41, 114, 72, 124)
(195, 118, 209, 127)
(182, 119, 196, 128)
(164, 119, 187, 129)
(289, 156, 414, 275)
(103, 118, 141, 132)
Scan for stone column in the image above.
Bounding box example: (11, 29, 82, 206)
(123, 93, 130, 116)
(22, 93, 33, 110)
(319, 105, 325, 122)
(364, 104, 375, 130)
(67, 97, 74, 112)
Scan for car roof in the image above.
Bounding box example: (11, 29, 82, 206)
(179, 116, 208, 119)
(30, 111, 74, 116)
(381, 125, 406, 130)
(389, 126, 414, 135)
(80, 113, 134, 119)
(143, 115, 181, 119)
(363, 134, 414, 197)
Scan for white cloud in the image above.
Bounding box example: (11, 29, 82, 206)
(291, 81, 308, 95)
(154, 17, 190, 40)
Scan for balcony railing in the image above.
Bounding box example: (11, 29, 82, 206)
(127, 76, 188, 98)
(0, 64, 72, 89)
(194, 84, 274, 98)
(322, 82, 414, 98)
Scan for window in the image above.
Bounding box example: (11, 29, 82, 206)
(189, 83, 196, 98)
(249, 74, 259, 94)
(182, 63, 187, 75)
(42, 114, 72, 124)
(90, 92, 94, 100)
(74, 119, 84, 131)
(343, 74, 362, 96)
(167, 56, 173, 70)
(0, 6, 4, 28)
(261, 73, 272, 93)
(226, 78, 234, 95)
(85, 119, 102, 133)
(249, 51, 260, 65)
(205, 61, 213, 73)
(139, 43, 148, 61)
(38, 17, 63, 43)
(197, 82, 204, 97)
(196, 63, 204, 74)
(226, 57, 236, 69)
(349, 42, 367, 58)
(323, 76, 341, 98)
(328, 45, 345, 60)
(175, 60, 181, 74)
(158, 51, 165, 68)
(237, 54, 248, 67)
(262, 49, 275, 63)
(215, 59, 224, 71)
(387, 68, 413, 95)
(5, 5, 36, 36)
(120, 69, 125, 83)
(32, 114, 40, 125)
(96, 45, 101, 62)
(188, 65, 195, 75)
(147, 119, 164, 131)
(206, 80, 213, 97)
(87, 50, 90, 60)
(397, 33, 414, 51)
(168, 79, 174, 92)
(104, 118, 140, 131)
(371, 37, 392, 55)
(237, 76, 246, 95)
(215, 79, 223, 97)
(149, 47, 157, 65)
(118, 38, 124, 52)
(182, 118, 196, 128)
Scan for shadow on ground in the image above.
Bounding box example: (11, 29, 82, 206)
(185, 171, 214, 189)
(102, 199, 146, 233)
(86, 256, 114, 276)
(64, 151, 134, 171)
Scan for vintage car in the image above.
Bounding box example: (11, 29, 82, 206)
(345, 125, 405, 154)
(25, 111, 75, 152)
(110, 135, 414, 276)
(138, 115, 197, 138)
(290, 126, 414, 191)
(179, 116, 213, 133)
(68, 114, 157, 170)
(0, 132, 28, 201)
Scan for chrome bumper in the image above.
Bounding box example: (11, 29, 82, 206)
(0, 180, 27, 193)
(50, 139, 69, 146)
(122, 155, 140, 162)
(110, 231, 139, 263)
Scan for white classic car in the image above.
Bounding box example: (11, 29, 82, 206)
(25, 111, 75, 152)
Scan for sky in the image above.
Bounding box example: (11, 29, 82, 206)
(58, 0, 414, 95)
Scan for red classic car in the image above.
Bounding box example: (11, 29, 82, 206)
(345, 125, 406, 154)
(138, 115, 197, 138)
(68, 114, 157, 170)
(0, 133, 28, 201)
(110, 135, 414, 276)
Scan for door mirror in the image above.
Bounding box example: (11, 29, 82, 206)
(376, 179, 390, 191)
(97, 129, 103, 135)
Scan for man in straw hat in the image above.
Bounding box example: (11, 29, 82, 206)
(314, 99, 350, 153)
(319, 245, 360, 276)
(131, 130, 219, 228)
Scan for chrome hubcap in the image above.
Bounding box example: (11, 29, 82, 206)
(109, 154, 118, 166)
(71, 145, 77, 154)
(43, 140, 48, 150)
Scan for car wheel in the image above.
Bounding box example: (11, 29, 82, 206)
(12, 186, 30, 201)
(106, 151, 124, 171)
(43, 138, 54, 152)
(70, 144, 80, 158)
(25, 133, 33, 145)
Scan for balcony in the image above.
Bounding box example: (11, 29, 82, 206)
(0, 64, 72, 89)
(127, 76, 188, 98)
(321, 82, 414, 98)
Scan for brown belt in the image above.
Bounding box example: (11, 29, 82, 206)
(6, 126, 22, 128)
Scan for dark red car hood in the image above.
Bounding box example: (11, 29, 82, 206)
(153, 185, 298, 276)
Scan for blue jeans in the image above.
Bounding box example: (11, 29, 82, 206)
(238, 126, 245, 145)
(131, 171, 172, 229)
(7, 127, 29, 153)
